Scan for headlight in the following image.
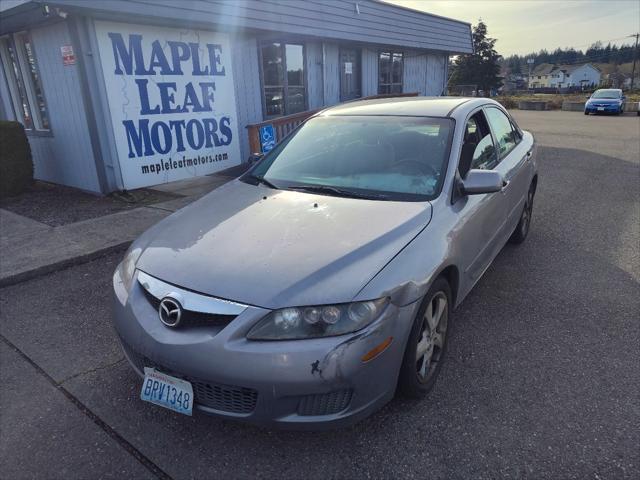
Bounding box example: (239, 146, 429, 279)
(247, 298, 389, 340)
(115, 245, 142, 294)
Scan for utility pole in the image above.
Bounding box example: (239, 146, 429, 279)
(630, 33, 639, 89)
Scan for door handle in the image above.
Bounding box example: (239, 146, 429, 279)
(501, 179, 510, 192)
(525, 150, 532, 160)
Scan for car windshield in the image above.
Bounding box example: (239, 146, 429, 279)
(591, 90, 621, 99)
(244, 115, 453, 201)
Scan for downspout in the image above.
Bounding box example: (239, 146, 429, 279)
(443, 53, 449, 95)
(67, 15, 110, 194)
(321, 42, 326, 106)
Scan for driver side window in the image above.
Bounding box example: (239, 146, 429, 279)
(458, 111, 497, 178)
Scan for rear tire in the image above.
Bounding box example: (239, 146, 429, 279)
(509, 182, 535, 244)
(584, 110, 589, 115)
(397, 277, 452, 398)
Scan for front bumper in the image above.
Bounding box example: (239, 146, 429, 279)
(585, 103, 622, 113)
(113, 270, 419, 429)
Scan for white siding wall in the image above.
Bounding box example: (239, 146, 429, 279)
(322, 42, 340, 107)
(230, 33, 263, 162)
(402, 50, 447, 96)
(403, 52, 427, 94)
(4, 21, 101, 192)
(362, 47, 378, 96)
(426, 53, 447, 95)
(305, 41, 324, 109)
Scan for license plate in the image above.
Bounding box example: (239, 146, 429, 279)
(140, 367, 193, 416)
(597, 107, 605, 111)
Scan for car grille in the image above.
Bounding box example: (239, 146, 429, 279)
(120, 338, 258, 414)
(191, 381, 258, 414)
(143, 289, 236, 328)
(297, 389, 353, 416)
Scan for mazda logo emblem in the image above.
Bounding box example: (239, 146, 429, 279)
(158, 297, 182, 327)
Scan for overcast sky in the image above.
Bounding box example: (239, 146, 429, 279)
(386, 0, 640, 56)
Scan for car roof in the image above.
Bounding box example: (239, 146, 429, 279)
(320, 96, 493, 118)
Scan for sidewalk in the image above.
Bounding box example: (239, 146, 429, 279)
(0, 173, 235, 286)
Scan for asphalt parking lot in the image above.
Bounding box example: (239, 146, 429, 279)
(1, 110, 638, 479)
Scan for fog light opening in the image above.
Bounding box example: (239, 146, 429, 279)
(361, 337, 393, 362)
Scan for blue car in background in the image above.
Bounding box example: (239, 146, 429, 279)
(584, 89, 626, 115)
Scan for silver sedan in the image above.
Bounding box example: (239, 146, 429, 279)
(113, 97, 537, 428)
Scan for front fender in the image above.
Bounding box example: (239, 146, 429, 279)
(354, 201, 453, 307)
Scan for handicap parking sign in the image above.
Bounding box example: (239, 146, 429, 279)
(259, 124, 276, 153)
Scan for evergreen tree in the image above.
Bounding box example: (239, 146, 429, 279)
(450, 20, 502, 91)
(500, 40, 635, 70)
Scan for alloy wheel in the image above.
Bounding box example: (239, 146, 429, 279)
(521, 189, 534, 237)
(415, 291, 448, 383)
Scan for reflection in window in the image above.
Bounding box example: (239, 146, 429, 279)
(0, 33, 49, 131)
(17, 34, 49, 129)
(261, 42, 306, 118)
(472, 134, 497, 170)
(485, 108, 518, 158)
(378, 51, 403, 94)
(0, 37, 33, 129)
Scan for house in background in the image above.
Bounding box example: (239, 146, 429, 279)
(0, 0, 472, 194)
(550, 63, 600, 88)
(528, 62, 600, 89)
(528, 63, 555, 88)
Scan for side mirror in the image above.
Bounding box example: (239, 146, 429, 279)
(248, 152, 264, 165)
(461, 170, 504, 195)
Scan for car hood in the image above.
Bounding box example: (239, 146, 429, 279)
(136, 180, 432, 309)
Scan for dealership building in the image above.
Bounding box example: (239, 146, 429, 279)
(0, 0, 472, 194)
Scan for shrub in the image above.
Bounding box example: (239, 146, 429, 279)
(0, 121, 33, 198)
(495, 96, 518, 109)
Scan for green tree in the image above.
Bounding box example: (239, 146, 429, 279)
(450, 20, 502, 92)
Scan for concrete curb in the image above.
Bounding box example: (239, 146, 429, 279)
(0, 241, 131, 288)
(0, 206, 171, 288)
(518, 101, 547, 111)
(0, 174, 235, 288)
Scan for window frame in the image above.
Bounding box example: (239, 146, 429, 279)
(258, 41, 308, 120)
(377, 50, 404, 94)
(0, 34, 29, 127)
(0, 32, 50, 133)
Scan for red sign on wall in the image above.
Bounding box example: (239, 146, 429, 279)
(61, 45, 75, 66)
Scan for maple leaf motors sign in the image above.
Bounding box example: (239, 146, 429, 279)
(95, 21, 241, 189)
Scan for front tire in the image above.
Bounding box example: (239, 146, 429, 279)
(397, 277, 451, 398)
(509, 182, 535, 244)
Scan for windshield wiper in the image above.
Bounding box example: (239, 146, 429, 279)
(244, 174, 280, 189)
(288, 185, 387, 200)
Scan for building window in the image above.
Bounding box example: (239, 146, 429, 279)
(260, 42, 306, 118)
(378, 51, 403, 94)
(0, 33, 49, 131)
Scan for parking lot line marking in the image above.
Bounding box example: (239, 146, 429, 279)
(0, 334, 173, 480)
